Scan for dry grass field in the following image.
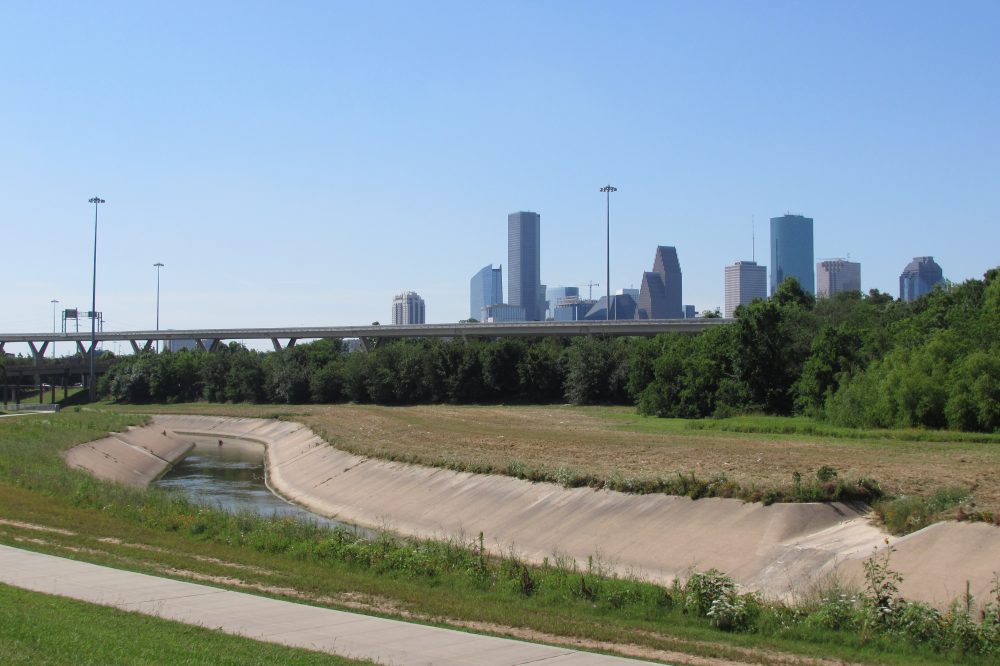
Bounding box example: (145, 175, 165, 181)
(112, 402, 1000, 515)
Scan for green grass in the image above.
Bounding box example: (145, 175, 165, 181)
(2, 409, 1000, 665)
(0, 583, 373, 665)
(595, 409, 1000, 444)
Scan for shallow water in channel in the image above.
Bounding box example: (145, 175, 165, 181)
(156, 437, 355, 531)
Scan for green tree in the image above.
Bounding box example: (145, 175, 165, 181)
(732, 278, 816, 415)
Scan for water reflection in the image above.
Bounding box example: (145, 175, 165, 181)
(157, 437, 352, 530)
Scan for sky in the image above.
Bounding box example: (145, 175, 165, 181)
(2, 1, 998, 353)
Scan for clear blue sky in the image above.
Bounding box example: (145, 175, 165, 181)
(3, 1, 998, 348)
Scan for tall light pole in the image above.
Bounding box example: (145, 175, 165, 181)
(88, 197, 105, 401)
(600, 185, 617, 320)
(50, 299, 59, 358)
(154, 262, 164, 353)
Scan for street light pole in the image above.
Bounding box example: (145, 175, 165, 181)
(154, 262, 164, 352)
(50, 299, 59, 358)
(88, 196, 105, 401)
(599, 185, 617, 320)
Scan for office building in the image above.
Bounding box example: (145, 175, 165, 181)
(481, 304, 526, 322)
(770, 214, 815, 295)
(684, 305, 696, 319)
(585, 293, 638, 321)
(391, 291, 425, 325)
(636, 246, 683, 319)
(899, 256, 944, 302)
(508, 211, 545, 321)
(724, 260, 768, 317)
(470, 264, 503, 320)
(816, 259, 861, 298)
(546, 286, 579, 319)
(553, 296, 596, 321)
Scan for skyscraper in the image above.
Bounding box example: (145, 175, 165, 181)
(636, 246, 683, 319)
(508, 211, 544, 321)
(724, 260, 767, 317)
(816, 259, 861, 298)
(770, 214, 815, 295)
(899, 256, 944, 302)
(470, 264, 503, 320)
(391, 291, 425, 325)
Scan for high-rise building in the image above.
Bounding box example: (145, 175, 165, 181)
(724, 260, 768, 317)
(770, 214, 815, 295)
(470, 264, 503, 320)
(816, 259, 861, 298)
(508, 211, 545, 321)
(636, 246, 683, 319)
(391, 291, 425, 325)
(899, 256, 944, 302)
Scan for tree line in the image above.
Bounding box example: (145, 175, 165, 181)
(103, 267, 1000, 432)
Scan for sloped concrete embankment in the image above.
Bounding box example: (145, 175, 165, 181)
(72, 414, 1000, 608)
(65, 425, 194, 486)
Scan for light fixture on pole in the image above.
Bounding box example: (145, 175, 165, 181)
(599, 185, 617, 320)
(88, 196, 105, 401)
(154, 262, 164, 353)
(50, 299, 59, 358)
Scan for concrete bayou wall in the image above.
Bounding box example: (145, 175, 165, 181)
(64, 426, 194, 487)
(67, 415, 1000, 609)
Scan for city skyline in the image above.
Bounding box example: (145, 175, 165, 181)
(2, 2, 997, 346)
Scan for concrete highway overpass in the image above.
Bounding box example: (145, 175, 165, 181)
(1, 318, 733, 359)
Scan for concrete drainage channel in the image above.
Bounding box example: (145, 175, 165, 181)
(64, 414, 1000, 610)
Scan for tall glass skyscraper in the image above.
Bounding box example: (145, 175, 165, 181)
(508, 211, 544, 321)
(770, 214, 814, 295)
(899, 256, 944, 302)
(470, 264, 503, 320)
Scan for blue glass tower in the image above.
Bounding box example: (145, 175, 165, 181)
(508, 211, 544, 321)
(770, 214, 815, 295)
(470, 264, 503, 320)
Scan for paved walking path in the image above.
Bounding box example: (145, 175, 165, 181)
(0, 545, 664, 666)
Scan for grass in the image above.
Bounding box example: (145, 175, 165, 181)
(1, 409, 999, 664)
(0, 583, 373, 665)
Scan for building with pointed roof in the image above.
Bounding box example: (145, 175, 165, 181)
(636, 246, 683, 319)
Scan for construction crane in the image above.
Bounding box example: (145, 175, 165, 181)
(578, 281, 600, 300)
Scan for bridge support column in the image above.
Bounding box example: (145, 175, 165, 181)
(76, 341, 86, 355)
(129, 340, 140, 354)
(28, 341, 50, 362)
(271, 338, 298, 351)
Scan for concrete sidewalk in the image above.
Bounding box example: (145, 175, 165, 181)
(0, 545, 665, 666)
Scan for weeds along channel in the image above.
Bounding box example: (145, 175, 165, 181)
(1, 410, 999, 664)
